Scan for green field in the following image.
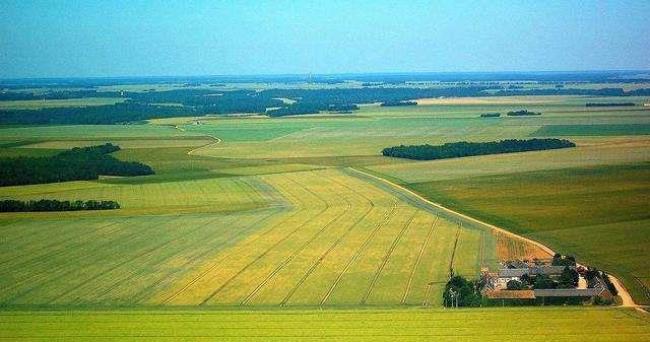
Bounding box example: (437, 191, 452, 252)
(1, 93, 649, 337)
(1, 308, 647, 341)
(398, 163, 650, 304)
(535, 124, 650, 136)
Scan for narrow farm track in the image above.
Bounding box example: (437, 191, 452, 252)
(349, 167, 640, 309)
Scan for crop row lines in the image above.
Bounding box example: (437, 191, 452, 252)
(0, 216, 180, 303)
(320, 200, 399, 305)
(360, 210, 418, 305)
(159, 178, 311, 304)
(198, 175, 331, 305)
(401, 215, 439, 304)
(67, 211, 275, 305)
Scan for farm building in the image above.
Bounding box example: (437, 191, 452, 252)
(493, 265, 574, 289)
(481, 258, 615, 306)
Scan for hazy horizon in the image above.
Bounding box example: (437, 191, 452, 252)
(2, 0, 649, 78)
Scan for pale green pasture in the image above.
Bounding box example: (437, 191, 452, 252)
(0, 175, 273, 215)
(368, 137, 650, 183)
(0, 125, 200, 140)
(20, 138, 212, 149)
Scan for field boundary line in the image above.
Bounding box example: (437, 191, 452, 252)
(348, 167, 639, 308)
(448, 223, 462, 276)
(400, 215, 439, 305)
(268, 127, 318, 142)
(360, 210, 418, 305)
(159, 209, 300, 304)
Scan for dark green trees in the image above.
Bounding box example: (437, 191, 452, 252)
(0, 143, 154, 186)
(381, 139, 576, 160)
(0, 199, 120, 212)
(443, 275, 482, 307)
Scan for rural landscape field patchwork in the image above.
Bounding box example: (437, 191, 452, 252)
(1, 73, 649, 340)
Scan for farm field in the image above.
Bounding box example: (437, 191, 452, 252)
(0, 167, 495, 307)
(0, 308, 648, 341)
(1, 92, 648, 337)
(376, 163, 650, 305)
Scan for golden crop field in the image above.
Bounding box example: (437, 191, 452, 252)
(0, 167, 495, 307)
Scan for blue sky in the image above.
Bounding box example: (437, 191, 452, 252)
(1, 0, 649, 78)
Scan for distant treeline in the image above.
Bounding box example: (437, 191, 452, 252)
(585, 102, 635, 107)
(380, 101, 417, 107)
(3, 70, 650, 89)
(491, 87, 650, 97)
(0, 143, 154, 186)
(0, 199, 120, 212)
(267, 103, 359, 117)
(0, 90, 120, 101)
(1, 86, 650, 124)
(507, 110, 541, 116)
(382, 138, 576, 160)
(480, 112, 501, 118)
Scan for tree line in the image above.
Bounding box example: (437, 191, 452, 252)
(380, 101, 417, 107)
(506, 110, 541, 116)
(0, 199, 120, 212)
(586, 102, 635, 107)
(381, 139, 576, 160)
(0, 143, 154, 186)
(2, 86, 649, 124)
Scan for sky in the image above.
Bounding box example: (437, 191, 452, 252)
(1, 0, 649, 78)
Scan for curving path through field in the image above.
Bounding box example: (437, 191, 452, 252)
(349, 167, 640, 309)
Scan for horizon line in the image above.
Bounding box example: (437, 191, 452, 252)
(2, 69, 650, 82)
